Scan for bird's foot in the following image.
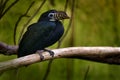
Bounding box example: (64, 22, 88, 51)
(36, 50, 44, 61)
(44, 49, 54, 57)
(36, 49, 54, 60)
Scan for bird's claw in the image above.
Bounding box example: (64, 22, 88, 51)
(44, 49, 54, 57)
(37, 49, 54, 60)
(36, 50, 44, 61)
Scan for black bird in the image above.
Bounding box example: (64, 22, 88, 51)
(18, 10, 69, 57)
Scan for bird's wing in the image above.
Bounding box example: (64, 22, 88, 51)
(18, 22, 56, 56)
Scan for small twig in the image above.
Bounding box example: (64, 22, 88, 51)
(43, 60, 53, 80)
(49, 0, 55, 6)
(0, 0, 19, 20)
(58, 0, 75, 47)
(61, 0, 75, 41)
(64, 0, 69, 12)
(83, 66, 90, 80)
(1, 0, 9, 14)
(13, 1, 35, 45)
(57, 0, 69, 48)
(18, 0, 47, 42)
(0, 0, 9, 14)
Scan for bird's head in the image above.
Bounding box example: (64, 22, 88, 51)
(38, 10, 70, 21)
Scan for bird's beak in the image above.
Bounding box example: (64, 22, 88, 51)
(54, 11, 70, 20)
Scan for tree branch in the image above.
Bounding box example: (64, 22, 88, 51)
(13, 1, 35, 45)
(0, 0, 19, 20)
(0, 42, 120, 72)
(0, 42, 17, 55)
(19, 0, 47, 42)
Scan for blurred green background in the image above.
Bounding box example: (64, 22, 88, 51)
(0, 0, 120, 80)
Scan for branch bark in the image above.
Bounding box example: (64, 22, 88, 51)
(0, 42, 120, 73)
(0, 42, 17, 55)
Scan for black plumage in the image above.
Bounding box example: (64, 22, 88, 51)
(18, 10, 69, 57)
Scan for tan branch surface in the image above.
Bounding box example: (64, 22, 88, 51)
(0, 47, 120, 72)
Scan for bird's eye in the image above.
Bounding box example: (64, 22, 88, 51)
(48, 13, 54, 18)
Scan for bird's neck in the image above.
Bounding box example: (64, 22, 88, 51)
(38, 19, 59, 23)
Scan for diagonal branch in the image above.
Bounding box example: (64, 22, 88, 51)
(13, 1, 35, 45)
(18, 0, 47, 42)
(0, 42, 120, 72)
(0, 0, 19, 20)
(0, 42, 17, 55)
